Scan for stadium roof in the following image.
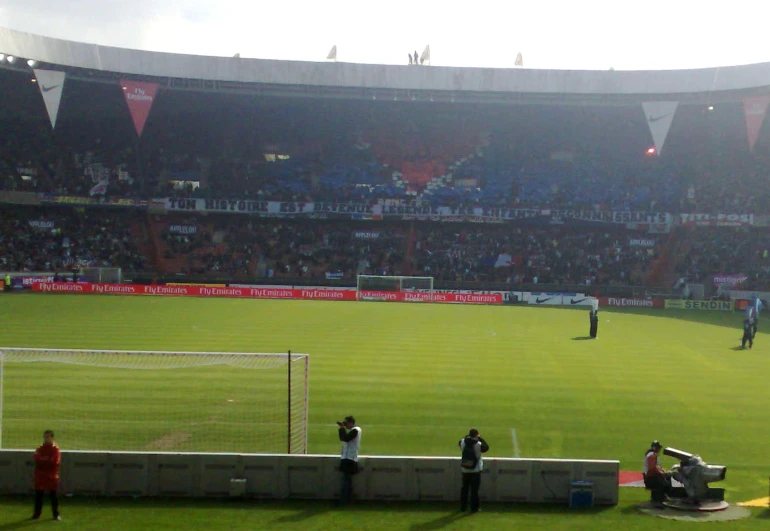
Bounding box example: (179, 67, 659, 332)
(2, 26, 770, 105)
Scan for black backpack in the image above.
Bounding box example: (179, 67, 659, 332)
(461, 437, 479, 470)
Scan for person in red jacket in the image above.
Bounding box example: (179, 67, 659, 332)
(32, 430, 61, 521)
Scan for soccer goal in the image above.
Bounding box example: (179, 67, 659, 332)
(78, 267, 123, 284)
(356, 275, 434, 302)
(0, 348, 308, 454)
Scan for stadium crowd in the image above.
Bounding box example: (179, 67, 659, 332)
(0, 206, 147, 273)
(5, 117, 770, 214)
(412, 225, 657, 285)
(673, 228, 770, 288)
(153, 216, 660, 285)
(158, 218, 407, 280)
(6, 202, 770, 293)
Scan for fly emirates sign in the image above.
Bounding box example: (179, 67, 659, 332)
(33, 283, 502, 304)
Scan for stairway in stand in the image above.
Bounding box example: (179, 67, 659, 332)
(129, 216, 158, 272)
(646, 228, 689, 288)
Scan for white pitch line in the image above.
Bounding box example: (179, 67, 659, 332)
(511, 428, 520, 458)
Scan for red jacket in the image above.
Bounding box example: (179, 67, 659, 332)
(34, 442, 61, 491)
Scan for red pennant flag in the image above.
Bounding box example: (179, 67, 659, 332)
(743, 96, 770, 152)
(121, 80, 158, 137)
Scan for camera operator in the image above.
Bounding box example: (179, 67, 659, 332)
(643, 440, 671, 507)
(337, 416, 361, 505)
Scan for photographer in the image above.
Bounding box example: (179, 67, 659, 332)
(337, 416, 361, 505)
(459, 428, 489, 513)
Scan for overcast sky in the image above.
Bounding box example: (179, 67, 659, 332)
(1, 0, 767, 70)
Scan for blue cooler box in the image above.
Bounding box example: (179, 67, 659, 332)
(569, 480, 594, 508)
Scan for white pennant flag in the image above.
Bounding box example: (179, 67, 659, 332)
(642, 101, 678, 155)
(327, 45, 337, 61)
(33, 69, 66, 129)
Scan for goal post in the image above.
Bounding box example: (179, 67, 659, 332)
(356, 275, 434, 302)
(78, 267, 123, 284)
(0, 348, 308, 454)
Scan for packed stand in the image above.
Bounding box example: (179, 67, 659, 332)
(156, 216, 252, 276)
(411, 225, 660, 286)
(677, 158, 770, 214)
(160, 219, 406, 280)
(0, 206, 148, 273)
(0, 121, 144, 198)
(6, 110, 770, 214)
(673, 228, 770, 290)
(156, 216, 406, 279)
(248, 221, 406, 281)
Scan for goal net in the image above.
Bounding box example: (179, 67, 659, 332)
(78, 267, 123, 284)
(0, 348, 308, 454)
(357, 275, 434, 302)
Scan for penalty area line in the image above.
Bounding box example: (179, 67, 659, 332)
(511, 428, 520, 458)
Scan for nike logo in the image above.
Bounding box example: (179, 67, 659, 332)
(570, 298, 589, 305)
(42, 84, 61, 93)
(536, 297, 554, 304)
(648, 113, 670, 123)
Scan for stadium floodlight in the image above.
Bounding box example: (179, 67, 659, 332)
(0, 348, 309, 454)
(27, 59, 36, 67)
(6, 56, 14, 63)
(708, 105, 714, 111)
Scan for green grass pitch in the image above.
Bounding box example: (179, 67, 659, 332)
(1, 293, 769, 529)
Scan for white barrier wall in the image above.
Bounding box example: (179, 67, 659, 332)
(0, 451, 618, 505)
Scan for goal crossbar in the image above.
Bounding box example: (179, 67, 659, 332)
(0, 347, 302, 357)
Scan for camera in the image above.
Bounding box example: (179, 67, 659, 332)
(663, 447, 727, 502)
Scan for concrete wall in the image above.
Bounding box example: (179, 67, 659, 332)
(2, 27, 770, 97)
(0, 450, 618, 505)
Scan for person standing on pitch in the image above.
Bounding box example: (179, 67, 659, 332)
(742, 318, 754, 349)
(589, 298, 599, 339)
(337, 416, 361, 505)
(32, 430, 61, 521)
(459, 428, 489, 513)
(747, 295, 763, 338)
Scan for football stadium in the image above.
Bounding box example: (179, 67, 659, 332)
(2, 24, 770, 530)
